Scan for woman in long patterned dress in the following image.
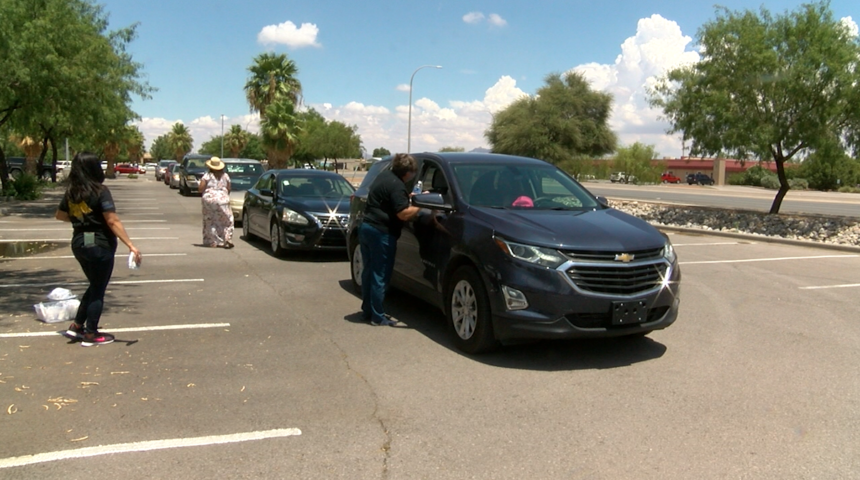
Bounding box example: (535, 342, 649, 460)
(198, 157, 234, 248)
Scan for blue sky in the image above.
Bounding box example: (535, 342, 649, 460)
(99, 0, 858, 158)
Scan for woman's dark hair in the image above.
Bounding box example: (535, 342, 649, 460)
(66, 152, 105, 203)
(391, 153, 417, 178)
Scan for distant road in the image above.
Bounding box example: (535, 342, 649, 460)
(584, 181, 860, 218)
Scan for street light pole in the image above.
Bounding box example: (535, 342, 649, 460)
(407, 65, 442, 153)
(220, 114, 225, 158)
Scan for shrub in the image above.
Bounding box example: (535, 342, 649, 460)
(788, 178, 808, 190)
(837, 185, 860, 194)
(127, 173, 139, 179)
(759, 174, 781, 190)
(9, 173, 43, 200)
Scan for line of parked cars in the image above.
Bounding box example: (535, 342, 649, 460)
(159, 151, 682, 354)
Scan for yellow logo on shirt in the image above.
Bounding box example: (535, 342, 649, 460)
(69, 201, 92, 220)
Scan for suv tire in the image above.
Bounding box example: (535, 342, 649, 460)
(446, 266, 498, 354)
(350, 240, 363, 294)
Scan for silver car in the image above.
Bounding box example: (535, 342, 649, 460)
(168, 164, 182, 189)
(223, 159, 265, 225)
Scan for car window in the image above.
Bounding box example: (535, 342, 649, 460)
(280, 175, 354, 197)
(255, 173, 274, 190)
(418, 161, 452, 202)
(453, 163, 596, 210)
(225, 163, 263, 175)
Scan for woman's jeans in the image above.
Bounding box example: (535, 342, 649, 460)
(359, 223, 397, 323)
(72, 244, 115, 332)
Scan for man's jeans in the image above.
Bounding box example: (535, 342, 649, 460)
(359, 223, 397, 323)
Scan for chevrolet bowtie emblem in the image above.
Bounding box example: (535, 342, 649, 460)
(615, 253, 635, 263)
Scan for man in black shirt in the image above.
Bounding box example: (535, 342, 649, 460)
(359, 154, 420, 326)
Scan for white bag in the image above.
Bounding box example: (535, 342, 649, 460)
(34, 299, 80, 323)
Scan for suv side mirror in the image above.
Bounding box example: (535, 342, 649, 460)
(412, 193, 452, 211)
(259, 188, 273, 197)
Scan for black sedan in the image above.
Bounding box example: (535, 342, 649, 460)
(242, 169, 355, 254)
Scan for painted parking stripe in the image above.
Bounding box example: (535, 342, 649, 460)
(799, 283, 860, 290)
(0, 322, 230, 338)
(0, 237, 178, 243)
(0, 278, 204, 288)
(680, 254, 858, 265)
(0, 228, 169, 231)
(2, 253, 187, 261)
(672, 242, 748, 246)
(0, 428, 301, 469)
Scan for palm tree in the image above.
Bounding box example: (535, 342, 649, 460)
(125, 125, 145, 164)
(168, 122, 193, 162)
(244, 53, 302, 118)
(261, 98, 303, 169)
(224, 125, 250, 158)
(16, 136, 42, 176)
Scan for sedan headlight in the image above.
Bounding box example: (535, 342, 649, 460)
(494, 237, 566, 269)
(662, 242, 677, 263)
(281, 208, 309, 225)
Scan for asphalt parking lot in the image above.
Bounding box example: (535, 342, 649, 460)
(2, 177, 860, 479)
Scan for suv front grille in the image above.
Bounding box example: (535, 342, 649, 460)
(561, 247, 663, 262)
(565, 262, 668, 295)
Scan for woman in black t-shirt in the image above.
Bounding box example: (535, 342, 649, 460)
(55, 153, 141, 346)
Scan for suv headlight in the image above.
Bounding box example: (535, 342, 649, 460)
(282, 208, 309, 225)
(494, 237, 566, 269)
(663, 242, 677, 263)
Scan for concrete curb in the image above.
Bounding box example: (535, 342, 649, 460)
(655, 224, 860, 254)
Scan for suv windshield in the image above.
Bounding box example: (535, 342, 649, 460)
(453, 163, 599, 210)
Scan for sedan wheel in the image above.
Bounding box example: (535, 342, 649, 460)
(447, 266, 498, 354)
(350, 240, 363, 294)
(270, 222, 284, 256)
(242, 211, 252, 240)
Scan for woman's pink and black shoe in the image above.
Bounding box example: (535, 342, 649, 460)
(81, 331, 115, 347)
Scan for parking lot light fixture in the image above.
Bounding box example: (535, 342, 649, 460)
(407, 65, 442, 153)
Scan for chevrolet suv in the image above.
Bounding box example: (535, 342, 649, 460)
(178, 154, 212, 196)
(347, 152, 681, 353)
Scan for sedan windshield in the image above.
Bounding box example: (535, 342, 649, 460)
(279, 175, 354, 198)
(453, 163, 599, 210)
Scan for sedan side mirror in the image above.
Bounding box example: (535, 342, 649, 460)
(412, 192, 452, 211)
(595, 196, 609, 207)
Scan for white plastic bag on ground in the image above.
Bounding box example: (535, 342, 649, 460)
(34, 299, 80, 323)
(46, 287, 75, 301)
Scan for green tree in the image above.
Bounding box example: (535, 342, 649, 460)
(150, 133, 172, 161)
(649, 2, 860, 213)
(799, 136, 860, 190)
(0, 0, 151, 191)
(198, 135, 222, 157)
(485, 72, 617, 165)
(168, 122, 193, 162)
(244, 53, 302, 118)
(372, 147, 390, 157)
(224, 125, 250, 158)
(124, 125, 144, 163)
(612, 143, 662, 184)
(261, 98, 302, 169)
(439, 146, 465, 152)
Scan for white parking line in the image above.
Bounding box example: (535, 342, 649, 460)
(672, 242, 749, 246)
(2, 253, 187, 260)
(0, 278, 204, 288)
(799, 283, 860, 290)
(0, 228, 169, 231)
(0, 322, 230, 338)
(0, 428, 301, 469)
(680, 254, 859, 265)
(0, 237, 178, 242)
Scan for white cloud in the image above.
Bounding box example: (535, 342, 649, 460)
(257, 21, 321, 48)
(841, 16, 858, 38)
(487, 14, 507, 27)
(396, 84, 411, 92)
(463, 12, 484, 24)
(572, 14, 699, 156)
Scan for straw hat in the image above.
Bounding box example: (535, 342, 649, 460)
(205, 157, 225, 171)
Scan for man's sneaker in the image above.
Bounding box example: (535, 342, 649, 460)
(371, 316, 400, 327)
(65, 323, 84, 339)
(81, 331, 115, 347)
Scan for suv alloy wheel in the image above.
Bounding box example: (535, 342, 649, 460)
(447, 266, 498, 354)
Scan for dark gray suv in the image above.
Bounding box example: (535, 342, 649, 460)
(347, 152, 681, 353)
(178, 154, 212, 196)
